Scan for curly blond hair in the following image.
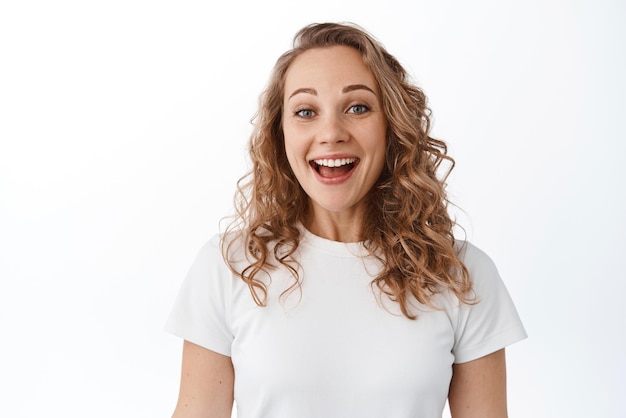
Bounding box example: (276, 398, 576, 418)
(223, 22, 473, 319)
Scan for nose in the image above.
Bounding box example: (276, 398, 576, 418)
(317, 113, 349, 145)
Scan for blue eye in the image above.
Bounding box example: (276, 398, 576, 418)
(295, 109, 315, 118)
(348, 104, 370, 114)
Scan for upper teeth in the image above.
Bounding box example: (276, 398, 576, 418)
(313, 158, 357, 168)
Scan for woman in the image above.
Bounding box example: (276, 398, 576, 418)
(166, 22, 526, 418)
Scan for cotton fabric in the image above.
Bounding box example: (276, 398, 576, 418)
(166, 227, 527, 418)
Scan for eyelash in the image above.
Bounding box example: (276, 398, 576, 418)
(348, 104, 370, 114)
(294, 108, 315, 118)
(293, 104, 371, 118)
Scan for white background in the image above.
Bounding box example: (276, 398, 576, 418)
(1, 0, 624, 417)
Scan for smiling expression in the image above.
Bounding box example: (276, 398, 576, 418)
(282, 45, 387, 222)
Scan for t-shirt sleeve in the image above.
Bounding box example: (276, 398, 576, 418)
(164, 235, 233, 356)
(451, 242, 527, 364)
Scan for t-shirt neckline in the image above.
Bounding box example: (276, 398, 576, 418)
(297, 223, 370, 258)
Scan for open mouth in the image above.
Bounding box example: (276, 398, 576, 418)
(310, 157, 358, 178)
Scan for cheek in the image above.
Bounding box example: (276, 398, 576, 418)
(282, 132, 294, 157)
(282, 135, 304, 173)
(283, 123, 308, 154)
(282, 125, 293, 155)
(362, 123, 387, 158)
(368, 125, 387, 177)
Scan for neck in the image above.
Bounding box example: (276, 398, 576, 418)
(304, 206, 365, 243)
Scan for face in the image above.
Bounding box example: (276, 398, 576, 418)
(282, 46, 386, 221)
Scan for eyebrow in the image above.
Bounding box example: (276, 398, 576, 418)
(288, 84, 377, 99)
(342, 84, 376, 95)
(288, 87, 317, 99)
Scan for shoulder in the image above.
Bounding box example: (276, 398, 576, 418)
(448, 240, 518, 316)
(181, 233, 246, 288)
(180, 234, 232, 287)
(455, 240, 496, 270)
(188, 234, 226, 268)
(201, 233, 222, 254)
(454, 240, 502, 290)
(449, 241, 527, 362)
(218, 228, 276, 270)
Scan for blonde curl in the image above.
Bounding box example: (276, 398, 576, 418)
(223, 22, 473, 319)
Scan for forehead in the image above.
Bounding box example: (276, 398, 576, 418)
(284, 45, 377, 93)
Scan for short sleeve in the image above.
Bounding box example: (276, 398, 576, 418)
(451, 243, 527, 363)
(164, 235, 233, 356)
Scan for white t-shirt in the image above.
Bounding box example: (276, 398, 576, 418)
(166, 227, 527, 418)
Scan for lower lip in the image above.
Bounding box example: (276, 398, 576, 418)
(311, 161, 359, 185)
